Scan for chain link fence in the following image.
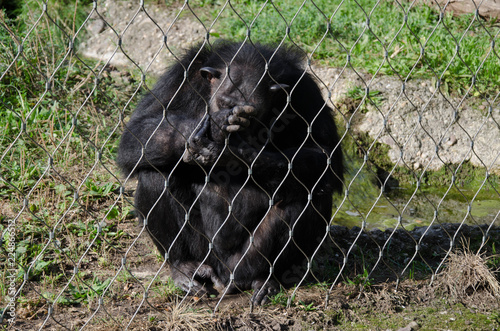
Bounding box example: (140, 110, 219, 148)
(1, 0, 499, 329)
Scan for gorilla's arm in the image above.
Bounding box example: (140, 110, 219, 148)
(117, 110, 201, 176)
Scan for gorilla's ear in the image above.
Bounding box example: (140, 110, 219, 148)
(269, 83, 290, 92)
(200, 67, 221, 81)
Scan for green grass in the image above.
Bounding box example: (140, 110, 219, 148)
(0, 0, 136, 202)
(269, 288, 292, 307)
(347, 301, 500, 330)
(196, 0, 499, 96)
(343, 268, 374, 289)
(0, 0, 138, 309)
(150, 277, 184, 299)
(41, 275, 112, 306)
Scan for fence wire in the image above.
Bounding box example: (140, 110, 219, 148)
(1, 0, 499, 329)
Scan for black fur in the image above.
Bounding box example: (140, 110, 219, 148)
(117, 40, 343, 305)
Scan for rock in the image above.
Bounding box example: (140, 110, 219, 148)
(351, 76, 500, 174)
(397, 321, 420, 331)
(446, 134, 457, 147)
(86, 18, 106, 35)
(80, 1, 205, 76)
(432, 0, 500, 19)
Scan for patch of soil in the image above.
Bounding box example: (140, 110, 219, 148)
(9, 220, 500, 330)
(18, 278, 498, 330)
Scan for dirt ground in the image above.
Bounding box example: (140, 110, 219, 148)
(8, 211, 500, 330)
(12, 274, 500, 330)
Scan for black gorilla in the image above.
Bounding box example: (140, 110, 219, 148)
(117, 41, 343, 305)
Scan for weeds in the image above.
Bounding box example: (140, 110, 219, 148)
(407, 260, 431, 280)
(298, 300, 317, 311)
(1, 0, 137, 313)
(485, 243, 500, 273)
(161, 300, 213, 331)
(438, 241, 500, 300)
(268, 289, 290, 307)
(346, 85, 384, 112)
(151, 277, 184, 299)
(344, 268, 374, 289)
(58, 276, 112, 305)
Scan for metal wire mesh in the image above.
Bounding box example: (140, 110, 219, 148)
(1, 0, 499, 329)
